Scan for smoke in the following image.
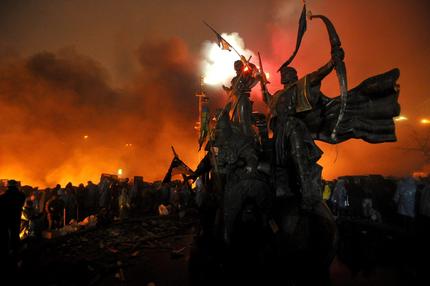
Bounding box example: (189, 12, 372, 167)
(1, 0, 429, 185)
(201, 32, 256, 86)
(273, 0, 302, 25)
(0, 38, 199, 187)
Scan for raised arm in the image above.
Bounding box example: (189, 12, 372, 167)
(308, 59, 335, 86)
(308, 47, 344, 86)
(262, 86, 272, 107)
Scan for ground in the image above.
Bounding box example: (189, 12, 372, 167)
(15, 214, 421, 286)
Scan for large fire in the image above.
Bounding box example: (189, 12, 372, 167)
(0, 39, 201, 188)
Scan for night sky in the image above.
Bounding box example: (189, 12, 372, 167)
(1, 0, 429, 186)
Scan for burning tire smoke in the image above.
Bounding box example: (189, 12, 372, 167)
(0, 38, 199, 187)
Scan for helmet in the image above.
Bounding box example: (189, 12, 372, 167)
(234, 60, 244, 73)
(280, 66, 298, 85)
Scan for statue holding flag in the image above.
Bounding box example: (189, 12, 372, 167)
(190, 5, 400, 284)
(204, 22, 261, 137)
(223, 59, 259, 137)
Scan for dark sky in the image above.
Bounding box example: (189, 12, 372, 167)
(1, 0, 429, 186)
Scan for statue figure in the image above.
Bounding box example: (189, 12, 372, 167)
(261, 5, 400, 212)
(211, 112, 272, 244)
(190, 8, 400, 284)
(263, 56, 339, 210)
(222, 60, 259, 137)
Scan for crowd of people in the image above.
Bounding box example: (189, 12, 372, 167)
(1, 174, 429, 244)
(0, 174, 194, 274)
(322, 176, 430, 227)
(1, 173, 429, 280)
(321, 175, 430, 281)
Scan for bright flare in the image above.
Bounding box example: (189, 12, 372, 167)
(117, 168, 123, 176)
(421, 118, 430, 124)
(394, 115, 408, 122)
(201, 32, 256, 86)
(83, 135, 89, 139)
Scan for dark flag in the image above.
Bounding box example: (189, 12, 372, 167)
(278, 5, 308, 71)
(203, 21, 232, 51)
(217, 34, 231, 51)
(162, 147, 194, 183)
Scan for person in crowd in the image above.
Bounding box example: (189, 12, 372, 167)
(330, 178, 349, 217)
(393, 176, 416, 229)
(118, 179, 130, 220)
(322, 180, 332, 202)
(45, 190, 65, 230)
(86, 181, 99, 217)
(63, 182, 78, 224)
(2, 180, 26, 253)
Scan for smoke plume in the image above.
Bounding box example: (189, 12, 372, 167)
(0, 38, 199, 187)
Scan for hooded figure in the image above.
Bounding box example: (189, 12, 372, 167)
(1, 180, 26, 253)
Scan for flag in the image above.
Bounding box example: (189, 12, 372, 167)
(217, 34, 231, 51)
(278, 5, 308, 71)
(162, 152, 194, 183)
(204, 21, 232, 52)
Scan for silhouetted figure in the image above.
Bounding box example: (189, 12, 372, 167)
(0, 180, 26, 276)
(394, 176, 416, 229)
(45, 191, 65, 230)
(2, 180, 26, 253)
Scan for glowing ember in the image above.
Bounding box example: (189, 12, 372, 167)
(394, 115, 408, 121)
(117, 168, 123, 176)
(83, 135, 89, 139)
(413, 171, 427, 178)
(420, 118, 430, 124)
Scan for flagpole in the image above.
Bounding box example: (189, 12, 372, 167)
(202, 21, 250, 67)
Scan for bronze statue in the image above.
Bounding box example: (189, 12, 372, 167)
(222, 60, 259, 137)
(191, 9, 400, 284)
(263, 56, 339, 211)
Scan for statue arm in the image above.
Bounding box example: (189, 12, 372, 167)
(308, 59, 335, 86)
(245, 62, 260, 90)
(309, 47, 345, 86)
(262, 87, 272, 106)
